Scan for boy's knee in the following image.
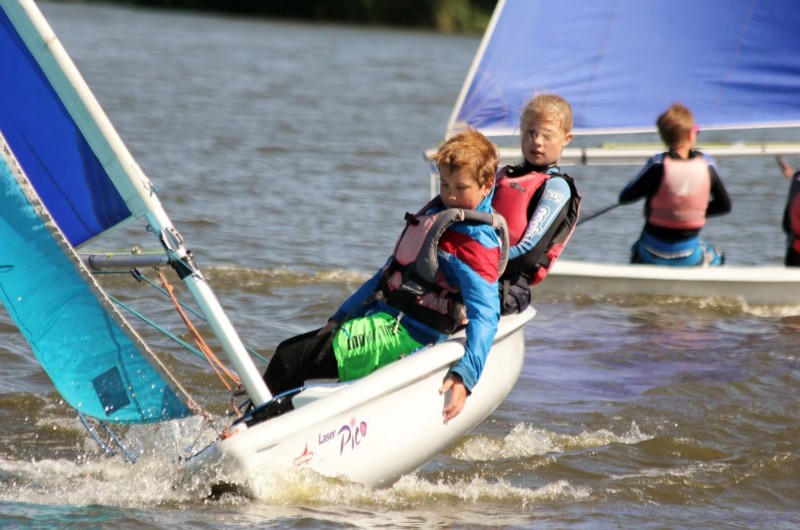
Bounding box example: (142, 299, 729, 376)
(263, 352, 289, 394)
(501, 282, 531, 315)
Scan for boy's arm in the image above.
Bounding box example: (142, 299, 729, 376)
(619, 155, 662, 204)
(329, 260, 388, 323)
(778, 157, 794, 180)
(706, 160, 732, 217)
(508, 176, 571, 261)
(450, 265, 500, 391)
(437, 232, 501, 392)
(783, 200, 790, 235)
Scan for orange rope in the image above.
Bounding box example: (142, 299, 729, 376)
(157, 270, 242, 393)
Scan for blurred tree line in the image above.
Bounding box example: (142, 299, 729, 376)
(121, 0, 498, 33)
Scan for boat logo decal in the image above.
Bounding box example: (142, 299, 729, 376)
(318, 428, 336, 445)
(293, 443, 314, 467)
(338, 417, 367, 456)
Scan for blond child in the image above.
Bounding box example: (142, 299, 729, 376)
(491, 93, 581, 314)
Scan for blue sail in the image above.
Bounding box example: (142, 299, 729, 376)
(0, 137, 192, 423)
(451, 0, 800, 136)
(0, 5, 131, 247)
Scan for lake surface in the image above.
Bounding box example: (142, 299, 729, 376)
(1, 2, 799, 528)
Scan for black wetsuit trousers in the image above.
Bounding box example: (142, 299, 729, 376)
(500, 273, 532, 315)
(262, 328, 339, 396)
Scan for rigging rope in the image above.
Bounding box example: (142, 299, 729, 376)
(155, 270, 251, 423)
(105, 266, 260, 424)
(74, 265, 266, 461)
(97, 267, 269, 364)
(78, 412, 138, 464)
(156, 270, 242, 393)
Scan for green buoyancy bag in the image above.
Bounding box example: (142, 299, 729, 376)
(332, 312, 424, 382)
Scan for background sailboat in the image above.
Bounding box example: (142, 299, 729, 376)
(435, 0, 800, 305)
(447, 0, 800, 162)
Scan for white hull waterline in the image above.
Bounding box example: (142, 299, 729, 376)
(539, 260, 800, 306)
(189, 306, 535, 492)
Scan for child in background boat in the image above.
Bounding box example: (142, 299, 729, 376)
(263, 129, 505, 422)
(777, 158, 800, 266)
(618, 102, 731, 266)
(491, 93, 581, 314)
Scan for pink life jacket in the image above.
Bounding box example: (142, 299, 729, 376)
(648, 156, 710, 230)
(379, 198, 508, 334)
(492, 167, 580, 285)
(492, 168, 549, 245)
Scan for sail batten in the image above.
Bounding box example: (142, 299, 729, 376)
(449, 0, 800, 138)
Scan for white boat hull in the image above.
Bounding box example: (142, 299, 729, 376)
(539, 259, 800, 306)
(189, 306, 535, 492)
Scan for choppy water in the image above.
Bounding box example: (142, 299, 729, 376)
(1, 2, 799, 528)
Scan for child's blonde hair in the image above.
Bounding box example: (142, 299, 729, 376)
(657, 103, 695, 148)
(433, 129, 498, 188)
(520, 93, 573, 134)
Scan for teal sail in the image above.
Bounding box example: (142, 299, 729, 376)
(0, 0, 197, 424)
(0, 135, 193, 423)
(0, 0, 272, 411)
